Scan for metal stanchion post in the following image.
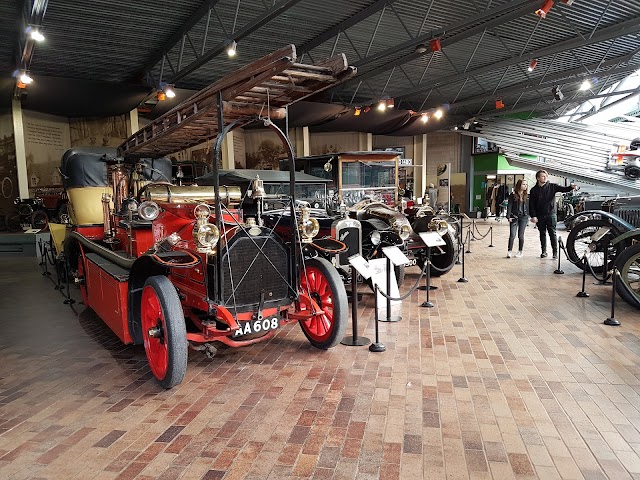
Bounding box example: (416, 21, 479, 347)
(455, 217, 462, 265)
(554, 237, 565, 274)
(369, 285, 386, 352)
(576, 253, 589, 298)
(604, 267, 620, 326)
(458, 230, 469, 283)
(380, 256, 401, 322)
(488, 226, 494, 247)
(342, 266, 370, 346)
(421, 246, 434, 308)
(465, 226, 472, 254)
(470, 220, 476, 241)
(596, 240, 612, 285)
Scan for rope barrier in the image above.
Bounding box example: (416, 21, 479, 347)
(471, 220, 492, 240)
(558, 237, 610, 281)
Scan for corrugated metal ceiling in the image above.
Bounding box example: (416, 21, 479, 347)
(4, 0, 640, 127)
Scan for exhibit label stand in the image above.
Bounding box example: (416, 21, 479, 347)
(341, 254, 371, 347)
(418, 232, 446, 307)
(379, 246, 410, 322)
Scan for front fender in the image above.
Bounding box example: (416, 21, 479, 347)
(565, 210, 635, 233)
(611, 228, 640, 246)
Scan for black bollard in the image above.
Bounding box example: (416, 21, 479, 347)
(455, 217, 463, 264)
(421, 246, 434, 308)
(488, 226, 494, 247)
(369, 285, 386, 352)
(458, 231, 469, 283)
(380, 256, 401, 322)
(554, 237, 564, 274)
(576, 253, 589, 298)
(470, 220, 476, 241)
(604, 267, 620, 326)
(342, 266, 371, 346)
(465, 227, 472, 254)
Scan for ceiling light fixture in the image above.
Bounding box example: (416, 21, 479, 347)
(377, 100, 386, 111)
(495, 99, 504, 109)
(354, 106, 361, 116)
(414, 44, 428, 54)
(429, 38, 442, 52)
(434, 109, 443, 119)
(528, 59, 538, 72)
(26, 26, 44, 42)
(535, 0, 554, 18)
(420, 113, 429, 123)
(226, 40, 237, 57)
(164, 84, 176, 98)
(19, 72, 33, 85)
(579, 79, 591, 91)
(386, 98, 395, 109)
(157, 91, 166, 101)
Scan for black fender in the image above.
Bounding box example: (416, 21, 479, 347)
(564, 210, 635, 233)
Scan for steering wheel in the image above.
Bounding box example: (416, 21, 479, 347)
(137, 181, 174, 202)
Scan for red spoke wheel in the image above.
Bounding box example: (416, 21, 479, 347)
(298, 258, 347, 349)
(141, 276, 188, 389)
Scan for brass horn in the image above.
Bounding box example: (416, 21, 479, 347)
(428, 218, 449, 235)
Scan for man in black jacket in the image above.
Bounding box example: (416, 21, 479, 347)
(529, 170, 575, 258)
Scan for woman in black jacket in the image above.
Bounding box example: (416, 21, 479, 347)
(506, 179, 529, 258)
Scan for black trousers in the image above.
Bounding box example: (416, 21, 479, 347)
(508, 216, 528, 251)
(537, 214, 558, 254)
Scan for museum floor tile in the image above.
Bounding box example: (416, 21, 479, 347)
(0, 221, 639, 480)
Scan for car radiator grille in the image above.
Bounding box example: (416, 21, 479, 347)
(614, 208, 640, 228)
(336, 226, 361, 267)
(213, 232, 291, 310)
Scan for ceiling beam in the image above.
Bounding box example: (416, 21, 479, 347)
(298, 0, 400, 55)
(169, 0, 303, 84)
(139, 0, 222, 78)
(449, 61, 639, 110)
(394, 16, 640, 100)
(480, 87, 640, 117)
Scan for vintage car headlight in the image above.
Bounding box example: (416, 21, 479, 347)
(428, 218, 449, 235)
(138, 201, 160, 221)
(298, 207, 320, 243)
(370, 230, 381, 245)
(393, 221, 411, 241)
(193, 223, 220, 250)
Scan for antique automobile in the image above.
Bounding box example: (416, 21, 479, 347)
(61, 45, 355, 388)
(606, 138, 640, 180)
(13, 187, 68, 230)
(292, 151, 459, 278)
(564, 194, 640, 309)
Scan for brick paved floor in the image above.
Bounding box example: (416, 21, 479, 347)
(0, 221, 639, 479)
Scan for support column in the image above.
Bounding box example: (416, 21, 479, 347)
(358, 132, 372, 151)
(128, 108, 139, 135)
(221, 130, 235, 169)
(12, 98, 29, 199)
(291, 127, 310, 157)
(413, 134, 427, 199)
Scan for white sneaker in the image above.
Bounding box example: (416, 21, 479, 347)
(507, 251, 512, 258)
(515, 251, 523, 258)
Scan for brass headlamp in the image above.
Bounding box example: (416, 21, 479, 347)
(428, 218, 449, 235)
(192, 204, 220, 252)
(298, 206, 320, 243)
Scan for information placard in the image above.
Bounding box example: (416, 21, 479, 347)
(419, 231, 446, 247)
(348, 254, 372, 280)
(381, 246, 411, 267)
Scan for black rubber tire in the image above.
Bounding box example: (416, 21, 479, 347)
(31, 210, 49, 230)
(416, 231, 458, 277)
(298, 257, 348, 349)
(614, 243, 640, 310)
(141, 276, 188, 389)
(566, 219, 622, 274)
(624, 165, 640, 180)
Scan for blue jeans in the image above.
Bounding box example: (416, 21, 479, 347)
(508, 216, 528, 251)
(537, 214, 558, 254)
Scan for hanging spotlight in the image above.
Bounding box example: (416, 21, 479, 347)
(535, 0, 554, 18)
(429, 38, 442, 52)
(363, 106, 371, 113)
(434, 109, 443, 119)
(528, 59, 538, 72)
(19, 72, 33, 85)
(420, 113, 429, 123)
(354, 107, 361, 116)
(377, 100, 386, 111)
(164, 84, 176, 98)
(551, 85, 564, 101)
(495, 99, 504, 109)
(157, 91, 166, 101)
(26, 26, 44, 42)
(226, 40, 237, 57)
(414, 44, 428, 54)
(386, 98, 395, 109)
(579, 79, 591, 91)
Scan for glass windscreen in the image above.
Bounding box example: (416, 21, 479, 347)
(341, 161, 396, 206)
(263, 182, 328, 209)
